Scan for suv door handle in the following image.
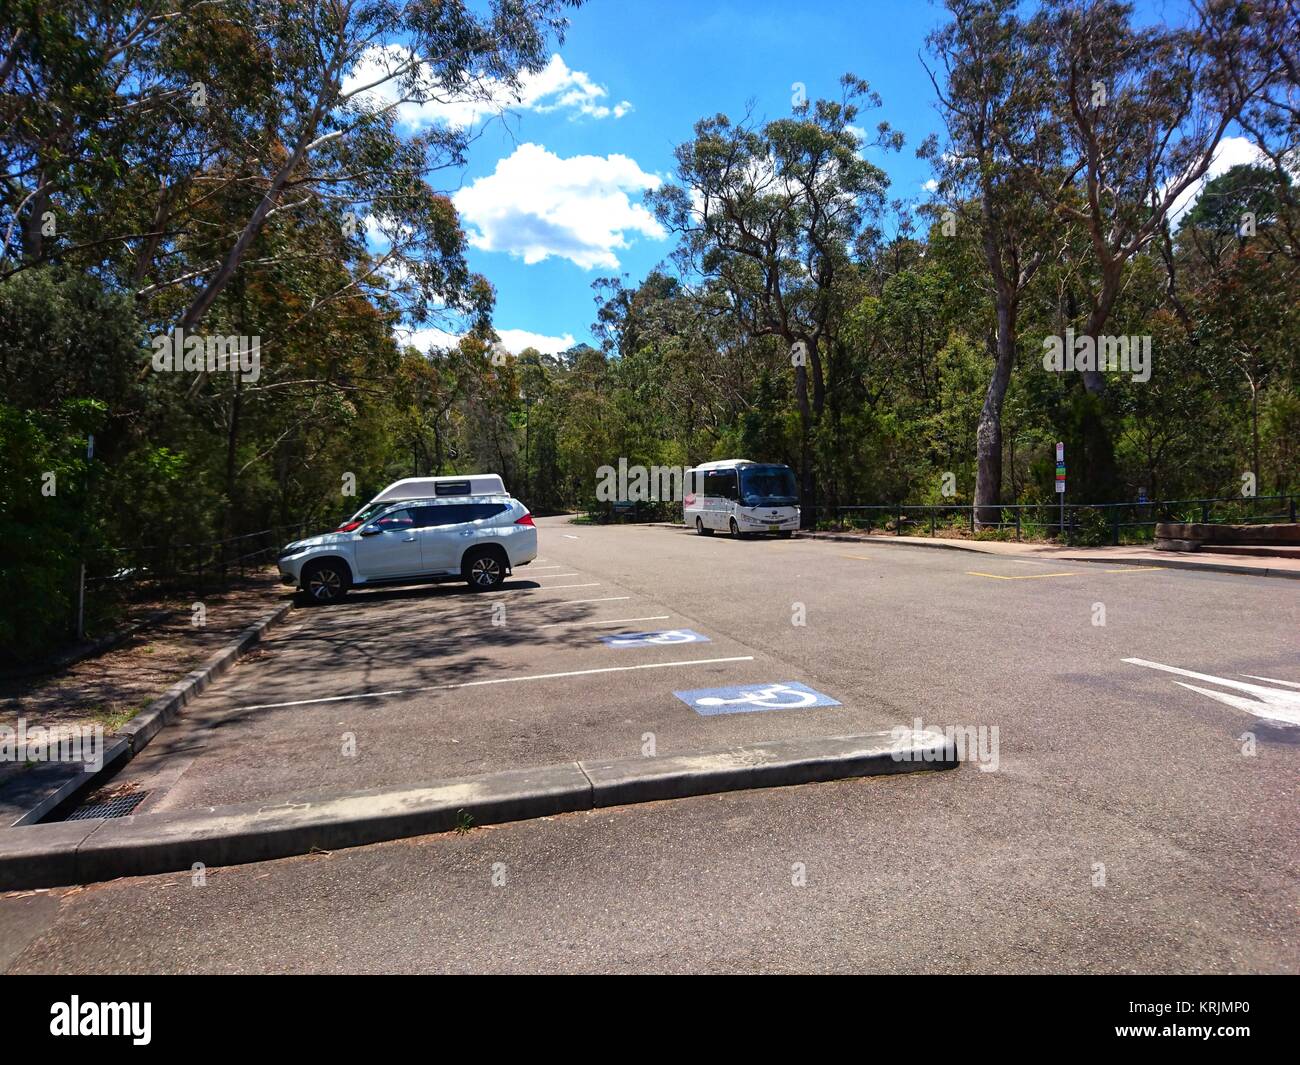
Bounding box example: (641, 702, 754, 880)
(402, 536, 416, 542)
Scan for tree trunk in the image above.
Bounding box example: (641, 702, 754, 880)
(795, 361, 814, 528)
(974, 299, 1016, 528)
(1072, 278, 1124, 499)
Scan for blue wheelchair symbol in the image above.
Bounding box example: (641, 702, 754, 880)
(600, 628, 710, 648)
(674, 681, 841, 716)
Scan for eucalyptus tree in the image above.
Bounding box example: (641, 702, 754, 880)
(1000, 0, 1282, 501)
(651, 76, 899, 523)
(1029, 0, 1278, 398)
(2, 1, 580, 333)
(923, 0, 1062, 526)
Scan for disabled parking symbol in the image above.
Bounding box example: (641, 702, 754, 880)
(600, 628, 711, 648)
(673, 681, 841, 716)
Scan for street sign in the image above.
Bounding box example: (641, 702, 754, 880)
(1055, 441, 1065, 494)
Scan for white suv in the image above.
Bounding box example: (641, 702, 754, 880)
(278, 494, 537, 603)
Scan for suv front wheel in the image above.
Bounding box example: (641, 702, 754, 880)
(302, 559, 350, 604)
(464, 547, 506, 591)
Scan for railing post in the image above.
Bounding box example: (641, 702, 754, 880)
(1201, 502, 1209, 523)
(1015, 507, 1021, 541)
(896, 503, 902, 535)
(1112, 506, 1120, 546)
(1291, 496, 1296, 524)
(930, 508, 935, 537)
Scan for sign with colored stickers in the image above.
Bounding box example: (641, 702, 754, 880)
(600, 628, 710, 648)
(673, 681, 841, 716)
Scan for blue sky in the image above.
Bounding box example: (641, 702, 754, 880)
(354, 0, 1224, 355)
(360, 0, 949, 354)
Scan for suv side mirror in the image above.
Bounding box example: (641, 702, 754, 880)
(359, 526, 383, 537)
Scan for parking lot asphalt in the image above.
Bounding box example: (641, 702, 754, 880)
(3, 516, 1297, 972)
(80, 517, 1300, 820)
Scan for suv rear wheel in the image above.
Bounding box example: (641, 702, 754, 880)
(464, 547, 506, 591)
(302, 559, 349, 604)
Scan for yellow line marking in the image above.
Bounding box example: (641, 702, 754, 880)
(841, 554, 873, 560)
(968, 571, 1081, 580)
(968, 566, 1165, 580)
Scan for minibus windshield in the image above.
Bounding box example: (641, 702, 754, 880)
(739, 465, 798, 506)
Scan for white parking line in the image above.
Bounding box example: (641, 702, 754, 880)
(559, 596, 629, 605)
(227, 656, 757, 712)
(563, 534, 579, 539)
(534, 572, 580, 578)
(537, 583, 601, 590)
(539, 615, 670, 630)
(528, 565, 568, 570)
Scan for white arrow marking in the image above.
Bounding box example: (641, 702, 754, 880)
(1123, 658, 1300, 727)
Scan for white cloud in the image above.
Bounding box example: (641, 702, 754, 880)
(495, 328, 577, 355)
(922, 178, 939, 193)
(397, 325, 462, 351)
(342, 49, 632, 132)
(1168, 136, 1267, 227)
(397, 325, 576, 356)
(453, 143, 665, 270)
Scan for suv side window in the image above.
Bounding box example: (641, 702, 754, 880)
(372, 508, 414, 530)
(415, 502, 509, 526)
(467, 503, 508, 522)
(414, 504, 471, 527)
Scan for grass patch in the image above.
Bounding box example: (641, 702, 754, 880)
(89, 703, 145, 730)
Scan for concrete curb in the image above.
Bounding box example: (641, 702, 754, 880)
(0, 729, 956, 889)
(1059, 554, 1300, 580)
(6, 602, 293, 828)
(799, 531, 1299, 578)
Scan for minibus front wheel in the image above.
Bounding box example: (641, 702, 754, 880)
(695, 516, 713, 536)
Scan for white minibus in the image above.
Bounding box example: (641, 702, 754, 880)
(683, 459, 800, 537)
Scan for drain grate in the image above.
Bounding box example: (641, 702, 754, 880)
(67, 790, 148, 821)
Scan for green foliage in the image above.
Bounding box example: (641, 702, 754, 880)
(0, 401, 103, 660)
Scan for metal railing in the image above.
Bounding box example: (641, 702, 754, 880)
(815, 495, 1298, 545)
(580, 499, 680, 524)
(86, 521, 316, 596)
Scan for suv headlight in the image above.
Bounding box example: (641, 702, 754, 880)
(278, 542, 301, 560)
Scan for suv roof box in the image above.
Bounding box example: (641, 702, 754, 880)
(370, 475, 507, 503)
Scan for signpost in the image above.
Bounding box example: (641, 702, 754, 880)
(1055, 441, 1066, 536)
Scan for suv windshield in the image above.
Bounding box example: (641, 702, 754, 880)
(739, 465, 798, 505)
